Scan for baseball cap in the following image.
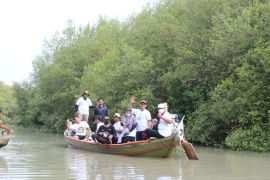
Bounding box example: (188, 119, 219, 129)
(113, 113, 121, 118)
(157, 103, 165, 109)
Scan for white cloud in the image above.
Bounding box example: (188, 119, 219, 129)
(0, 0, 155, 85)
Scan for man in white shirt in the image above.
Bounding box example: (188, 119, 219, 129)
(67, 115, 90, 140)
(128, 96, 151, 141)
(144, 103, 173, 138)
(75, 90, 93, 122)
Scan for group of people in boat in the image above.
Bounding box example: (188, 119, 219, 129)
(66, 90, 177, 144)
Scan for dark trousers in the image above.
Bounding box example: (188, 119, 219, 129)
(92, 134, 110, 144)
(136, 131, 144, 141)
(111, 136, 118, 144)
(122, 136, 135, 143)
(145, 128, 164, 138)
(92, 134, 118, 144)
(78, 135, 86, 140)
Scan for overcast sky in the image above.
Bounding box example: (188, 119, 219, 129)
(0, 0, 155, 85)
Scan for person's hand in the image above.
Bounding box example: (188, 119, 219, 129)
(8, 128, 13, 133)
(147, 120, 152, 128)
(66, 119, 72, 129)
(124, 131, 130, 136)
(130, 96, 136, 104)
(98, 132, 104, 136)
(4, 129, 12, 134)
(108, 135, 113, 140)
(158, 112, 163, 119)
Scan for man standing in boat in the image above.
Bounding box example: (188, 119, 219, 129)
(94, 98, 108, 121)
(128, 96, 151, 141)
(74, 90, 93, 122)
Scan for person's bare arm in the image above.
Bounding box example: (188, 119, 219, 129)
(127, 96, 136, 109)
(147, 120, 152, 128)
(158, 113, 173, 124)
(66, 119, 73, 129)
(115, 129, 122, 133)
(0, 124, 12, 133)
(86, 128, 92, 136)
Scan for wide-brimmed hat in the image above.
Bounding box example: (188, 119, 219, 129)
(82, 90, 89, 96)
(140, 100, 147, 104)
(113, 113, 121, 118)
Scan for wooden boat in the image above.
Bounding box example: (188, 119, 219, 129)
(0, 131, 10, 148)
(64, 131, 179, 158)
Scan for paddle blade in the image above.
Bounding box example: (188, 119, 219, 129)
(182, 140, 199, 160)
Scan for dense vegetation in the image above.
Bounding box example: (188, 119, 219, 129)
(0, 81, 16, 123)
(12, 0, 270, 151)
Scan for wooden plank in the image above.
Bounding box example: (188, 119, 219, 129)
(181, 140, 199, 160)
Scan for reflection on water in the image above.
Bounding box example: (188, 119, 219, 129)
(0, 130, 270, 180)
(64, 148, 186, 180)
(0, 156, 8, 179)
(184, 147, 270, 180)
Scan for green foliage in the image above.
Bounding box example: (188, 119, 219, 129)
(0, 81, 16, 123)
(12, 0, 270, 152)
(187, 41, 270, 151)
(12, 82, 41, 126)
(81, 43, 156, 114)
(225, 125, 270, 152)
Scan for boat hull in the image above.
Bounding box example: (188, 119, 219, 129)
(0, 134, 9, 148)
(65, 133, 179, 158)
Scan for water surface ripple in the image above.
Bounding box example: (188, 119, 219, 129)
(0, 130, 269, 179)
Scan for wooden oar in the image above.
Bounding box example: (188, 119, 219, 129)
(175, 115, 199, 160)
(181, 139, 199, 160)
